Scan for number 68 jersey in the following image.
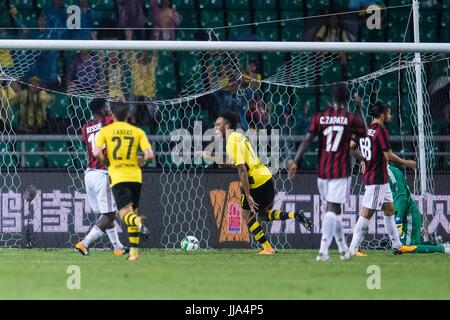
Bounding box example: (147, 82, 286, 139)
(308, 106, 366, 179)
(360, 123, 391, 185)
(81, 116, 114, 171)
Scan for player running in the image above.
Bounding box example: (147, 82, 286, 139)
(93, 102, 154, 261)
(348, 101, 417, 256)
(387, 164, 449, 254)
(212, 111, 312, 255)
(75, 98, 127, 256)
(288, 83, 366, 261)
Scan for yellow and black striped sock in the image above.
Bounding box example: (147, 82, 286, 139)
(123, 211, 141, 228)
(267, 209, 294, 221)
(247, 219, 271, 249)
(128, 226, 140, 256)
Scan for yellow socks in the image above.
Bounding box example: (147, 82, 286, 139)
(248, 219, 271, 249)
(128, 226, 140, 256)
(267, 210, 294, 220)
(123, 211, 141, 228)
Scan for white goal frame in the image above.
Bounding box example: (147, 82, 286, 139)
(0, 40, 450, 53)
(0, 0, 444, 241)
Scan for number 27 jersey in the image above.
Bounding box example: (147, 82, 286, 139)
(308, 106, 365, 179)
(95, 121, 152, 187)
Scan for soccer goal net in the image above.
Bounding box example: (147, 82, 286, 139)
(0, 6, 448, 251)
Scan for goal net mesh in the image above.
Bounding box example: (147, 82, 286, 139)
(0, 9, 446, 250)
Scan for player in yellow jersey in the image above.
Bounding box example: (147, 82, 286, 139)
(93, 102, 154, 261)
(213, 111, 312, 254)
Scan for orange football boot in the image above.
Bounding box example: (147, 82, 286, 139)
(75, 241, 89, 256)
(258, 247, 275, 255)
(394, 245, 417, 255)
(355, 250, 368, 257)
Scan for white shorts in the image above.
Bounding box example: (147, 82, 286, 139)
(362, 183, 393, 210)
(317, 177, 352, 205)
(85, 170, 117, 214)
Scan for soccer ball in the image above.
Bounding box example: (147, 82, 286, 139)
(180, 236, 199, 252)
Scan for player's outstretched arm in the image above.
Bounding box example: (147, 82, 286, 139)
(353, 93, 368, 132)
(383, 150, 416, 169)
(196, 150, 235, 168)
(288, 132, 315, 179)
(196, 151, 218, 164)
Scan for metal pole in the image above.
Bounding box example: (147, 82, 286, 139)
(2, 40, 450, 53)
(412, 0, 430, 241)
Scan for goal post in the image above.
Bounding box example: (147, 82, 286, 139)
(412, 0, 429, 242)
(2, 40, 450, 53)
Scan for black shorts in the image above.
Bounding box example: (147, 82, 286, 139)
(241, 178, 275, 212)
(111, 182, 142, 211)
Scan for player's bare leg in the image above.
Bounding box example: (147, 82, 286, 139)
(100, 212, 128, 256)
(75, 212, 126, 256)
(382, 202, 416, 254)
(243, 209, 274, 255)
(348, 207, 374, 257)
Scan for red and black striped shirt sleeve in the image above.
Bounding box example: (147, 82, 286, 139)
(378, 126, 391, 152)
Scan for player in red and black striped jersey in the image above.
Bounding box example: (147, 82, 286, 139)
(348, 101, 416, 257)
(289, 83, 366, 261)
(303, 99, 366, 180)
(81, 115, 113, 170)
(75, 98, 127, 256)
(362, 122, 391, 185)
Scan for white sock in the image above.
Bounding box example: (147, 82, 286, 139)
(384, 215, 402, 249)
(106, 226, 124, 250)
(349, 216, 369, 253)
(82, 226, 104, 248)
(319, 211, 337, 256)
(334, 214, 348, 254)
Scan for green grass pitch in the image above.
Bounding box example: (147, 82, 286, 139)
(0, 249, 448, 299)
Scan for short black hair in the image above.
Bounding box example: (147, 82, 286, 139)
(368, 101, 390, 118)
(111, 102, 130, 121)
(331, 83, 349, 105)
(220, 110, 239, 129)
(89, 98, 107, 116)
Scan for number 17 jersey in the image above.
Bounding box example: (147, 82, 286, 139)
(308, 106, 365, 179)
(95, 121, 152, 187)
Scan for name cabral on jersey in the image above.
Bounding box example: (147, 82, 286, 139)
(113, 129, 133, 135)
(319, 116, 349, 125)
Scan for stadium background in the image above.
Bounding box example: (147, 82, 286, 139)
(0, 0, 449, 249)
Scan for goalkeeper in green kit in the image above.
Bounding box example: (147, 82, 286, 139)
(387, 164, 449, 254)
